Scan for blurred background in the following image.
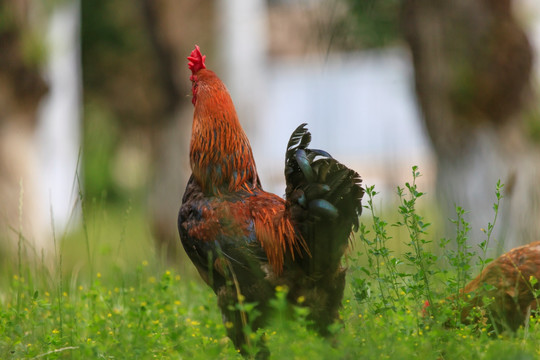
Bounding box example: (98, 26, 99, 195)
(1, 0, 540, 277)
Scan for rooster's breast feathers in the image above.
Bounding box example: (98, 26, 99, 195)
(179, 176, 305, 286)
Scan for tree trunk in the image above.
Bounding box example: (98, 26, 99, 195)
(139, 0, 215, 264)
(0, 2, 49, 258)
(401, 0, 540, 252)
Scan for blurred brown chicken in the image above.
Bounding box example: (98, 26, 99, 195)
(441, 242, 540, 331)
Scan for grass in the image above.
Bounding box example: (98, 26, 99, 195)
(1, 167, 540, 359)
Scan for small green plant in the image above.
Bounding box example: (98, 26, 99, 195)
(357, 183, 401, 312)
(395, 166, 435, 307)
(443, 205, 474, 303)
(354, 166, 437, 320)
(437, 180, 504, 330)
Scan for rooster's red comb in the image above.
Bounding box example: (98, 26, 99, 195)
(188, 45, 206, 74)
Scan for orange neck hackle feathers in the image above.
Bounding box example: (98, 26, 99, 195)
(186, 45, 310, 275)
(187, 46, 259, 195)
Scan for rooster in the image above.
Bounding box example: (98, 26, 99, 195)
(427, 241, 540, 332)
(178, 46, 363, 357)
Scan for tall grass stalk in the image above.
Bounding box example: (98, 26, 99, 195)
(16, 179, 25, 314)
(49, 202, 64, 339)
(478, 180, 504, 272)
(76, 170, 93, 284)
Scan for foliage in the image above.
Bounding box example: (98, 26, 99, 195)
(523, 104, 540, 145)
(80, 0, 167, 205)
(1, 167, 540, 359)
(82, 103, 122, 203)
(344, 0, 401, 49)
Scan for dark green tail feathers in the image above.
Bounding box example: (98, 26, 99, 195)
(284, 123, 364, 275)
